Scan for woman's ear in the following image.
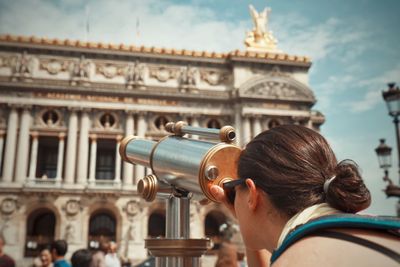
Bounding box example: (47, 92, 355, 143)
(245, 178, 259, 211)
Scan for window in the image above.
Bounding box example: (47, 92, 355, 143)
(154, 116, 168, 130)
(42, 110, 59, 126)
(268, 119, 281, 129)
(204, 211, 227, 251)
(88, 211, 116, 250)
(25, 209, 56, 257)
(100, 113, 116, 129)
(148, 211, 166, 238)
(95, 139, 116, 180)
(36, 136, 58, 178)
(207, 119, 221, 129)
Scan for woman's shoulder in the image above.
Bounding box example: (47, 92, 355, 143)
(273, 228, 400, 267)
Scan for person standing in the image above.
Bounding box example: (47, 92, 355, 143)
(0, 236, 15, 267)
(104, 242, 121, 267)
(50, 240, 71, 267)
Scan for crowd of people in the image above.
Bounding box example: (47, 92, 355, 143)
(0, 237, 124, 267)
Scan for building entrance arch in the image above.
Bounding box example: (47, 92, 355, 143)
(25, 208, 56, 257)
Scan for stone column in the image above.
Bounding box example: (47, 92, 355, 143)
(0, 131, 5, 177)
(114, 135, 122, 184)
(242, 115, 251, 146)
(191, 115, 200, 140)
(77, 111, 90, 185)
(15, 107, 31, 183)
(134, 112, 146, 183)
(56, 133, 65, 182)
(28, 132, 39, 180)
(2, 108, 19, 182)
(2, 108, 18, 182)
(234, 105, 242, 146)
(252, 115, 262, 138)
(88, 134, 97, 184)
(65, 110, 78, 184)
(262, 117, 269, 131)
(307, 118, 313, 129)
(123, 112, 134, 186)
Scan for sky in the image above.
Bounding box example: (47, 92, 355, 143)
(0, 0, 399, 215)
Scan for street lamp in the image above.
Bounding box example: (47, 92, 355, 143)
(377, 82, 400, 216)
(382, 83, 400, 172)
(375, 139, 400, 198)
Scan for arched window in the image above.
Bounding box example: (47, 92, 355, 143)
(148, 211, 166, 238)
(207, 119, 221, 129)
(88, 210, 116, 250)
(204, 210, 227, 250)
(268, 119, 281, 129)
(25, 209, 56, 257)
(100, 113, 116, 129)
(42, 110, 59, 126)
(154, 116, 168, 130)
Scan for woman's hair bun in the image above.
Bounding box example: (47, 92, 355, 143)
(326, 160, 371, 213)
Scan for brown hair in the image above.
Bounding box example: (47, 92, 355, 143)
(238, 125, 371, 217)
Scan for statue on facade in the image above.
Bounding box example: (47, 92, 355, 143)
(64, 223, 76, 243)
(126, 60, 145, 89)
(12, 51, 35, 80)
(245, 5, 280, 53)
(179, 65, 197, 92)
(70, 55, 91, 85)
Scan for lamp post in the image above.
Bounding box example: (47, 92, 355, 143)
(376, 82, 400, 216)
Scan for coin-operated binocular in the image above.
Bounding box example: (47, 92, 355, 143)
(119, 121, 242, 267)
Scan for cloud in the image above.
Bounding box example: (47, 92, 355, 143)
(347, 64, 400, 113)
(273, 14, 370, 62)
(0, 0, 248, 53)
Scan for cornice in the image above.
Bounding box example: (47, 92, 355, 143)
(0, 34, 312, 67)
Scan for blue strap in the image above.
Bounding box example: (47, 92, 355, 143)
(270, 214, 400, 264)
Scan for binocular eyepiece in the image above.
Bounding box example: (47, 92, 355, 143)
(119, 121, 242, 203)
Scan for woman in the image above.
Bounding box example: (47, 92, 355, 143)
(211, 125, 400, 267)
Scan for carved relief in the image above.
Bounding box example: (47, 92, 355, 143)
(200, 70, 228, 86)
(244, 81, 300, 99)
(63, 199, 81, 217)
(0, 198, 18, 216)
(64, 223, 76, 243)
(11, 51, 37, 80)
(179, 65, 197, 88)
(36, 108, 63, 128)
(97, 64, 123, 79)
(124, 200, 143, 220)
(70, 55, 92, 85)
(94, 112, 119, 130)
(41, 59, 69, 75)
(150, 66, 175, 82)
(0, 54, 12, 68)
(0, 220, 17, 245)
(125, 60, 145, 89)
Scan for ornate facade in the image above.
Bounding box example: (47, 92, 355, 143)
(0, 33, 324, 266)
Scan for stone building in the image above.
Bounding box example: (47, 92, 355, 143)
(0, 8, 324, 266)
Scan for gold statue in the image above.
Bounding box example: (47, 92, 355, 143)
(245, 5, 280, 53)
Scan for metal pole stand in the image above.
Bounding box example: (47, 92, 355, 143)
(145, 195, 210, 267)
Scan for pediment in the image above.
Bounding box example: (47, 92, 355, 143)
(239, 74, 315, 103)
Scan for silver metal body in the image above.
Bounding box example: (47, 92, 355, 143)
(121, 124, 240, 267)
(151, 137, 215, 194)
(125, 138, 156, 168)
